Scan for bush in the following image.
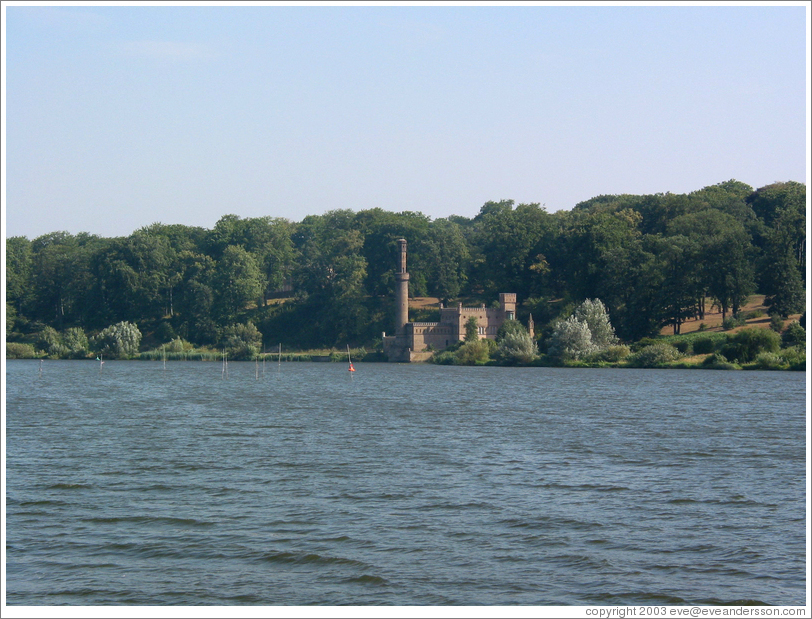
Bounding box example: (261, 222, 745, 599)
(496, 319, 529, 341)
(721, 327, 781, 363)
(35, 326, 61, 355)
(454, 340, 492, 365)
(588, 344, 631, 363)
(752, 352, 785, 370)
(692, 336, 716, 355)
(166, 337, 189, 353)
(702, 353, 738, 370)
(629, 343, 683, 368)
(91, 321, 142, 359)
(631, 337, 660, 352)
(6, 342, 37, 359)
(220, 322, 263, 359)
(155, 321, 177, 343)
(62, 327, 89, 358)
(722, 315, 747, 330)
(780, 346, 806, 371)
(547, 315, 597, 360)
(781, 321, 805, 348)
(494, 330, 538, 365)
(573, 299, 618, 348)
(672, 339, 693, 355)
(770, 314, 785, 332)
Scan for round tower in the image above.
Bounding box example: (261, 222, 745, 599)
(395, 238, 409, 334)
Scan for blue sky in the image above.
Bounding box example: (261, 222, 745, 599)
(3, 3, 809, 239)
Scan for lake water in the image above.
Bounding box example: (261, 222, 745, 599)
(4, 360, 807, 606)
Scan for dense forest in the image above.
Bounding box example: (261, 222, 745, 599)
(5, 179, 806, 361)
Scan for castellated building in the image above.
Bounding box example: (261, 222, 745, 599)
(383, 238, 529, 362)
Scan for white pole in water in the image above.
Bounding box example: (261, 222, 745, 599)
(255, 356, 259, 380)
(163, 345, 166, 371)
(277, 343, 281, 379)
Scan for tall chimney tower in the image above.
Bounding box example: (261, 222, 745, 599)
(395, 238, 409, 334)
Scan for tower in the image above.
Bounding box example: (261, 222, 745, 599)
(395, 238, 409, 335)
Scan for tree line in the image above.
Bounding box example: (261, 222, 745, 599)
(5, 179, 806, 356)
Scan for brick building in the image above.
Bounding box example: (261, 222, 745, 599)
(382, 239, 528, 362)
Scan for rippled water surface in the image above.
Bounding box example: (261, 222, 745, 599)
(5, 360, 806, 605)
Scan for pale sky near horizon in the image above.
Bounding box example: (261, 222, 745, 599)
(3, 2, 809, 240)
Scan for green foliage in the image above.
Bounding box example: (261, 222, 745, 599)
(6, 301, 18, 333)
(4, 180, 806, 370)
(494, 329, 538, 365)
(496, 319, 528, 341)
(166, 337, 189, 353)
(628, 343, 683, 368)
(769, 314, 785, 332)
(671, 339, 693, 355)
(781, 321, 805, 348)
(573, 298, 618, 348)
(691, 336, 716, 355)
(464, 316, 479, 342)
(35, 326, 61, 355)
(702, 353, 739, 370)
(62, 327, 89, 358)
(220, 322, 263, 360)
(586, 344, 631, 363)
(547, 298, 617, 361)
(779, 346, 806, 371)
(91, 321, 142, 359)
(721, 327, 781, 363)
(722, 315, 746, 330)
(752, 352, 785, 370)
(6, 342, 37, 359)
(453, 339, 492, 365)
(547, 316, 597, 361)
(631, 337, 660, 352)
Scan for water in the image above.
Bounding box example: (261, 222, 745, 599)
(5, 360, 806, 606)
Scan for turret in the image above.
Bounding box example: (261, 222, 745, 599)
(500, 293, 517, 320)
(395, 239, 410, 334)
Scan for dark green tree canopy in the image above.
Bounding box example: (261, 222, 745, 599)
(6, 179, 804, 352)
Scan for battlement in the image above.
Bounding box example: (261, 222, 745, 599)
(385, 239, 521, 361)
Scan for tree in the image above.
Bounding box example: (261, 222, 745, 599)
(722, 328, 781, 363)
(220, 322, 263, 359)
(91, 321, 142, 359)
(547, 316, 596, 361)
(419, 219, 469, 302)
(214, 245, 264, 323)
(62, 327, 89, 358)
(547, 298, 618, 360)
(668, 210, 755, 319)
(573, 299, 618, 348)
(293, 222, 369, 346)
(494, 329, 538, 365)
(454, 339, 492, 365)
(471, 201, 553, 299)
(762, 243, 805, 317)
(464, 316, 479, 342)
(6, 236, 32, 322)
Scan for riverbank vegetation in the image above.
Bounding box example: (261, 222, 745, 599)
(6, 179, 805, 369)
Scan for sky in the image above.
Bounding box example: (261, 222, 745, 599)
(3, 2, 809, 240)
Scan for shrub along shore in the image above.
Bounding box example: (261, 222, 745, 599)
(7, 298, 805, 371)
